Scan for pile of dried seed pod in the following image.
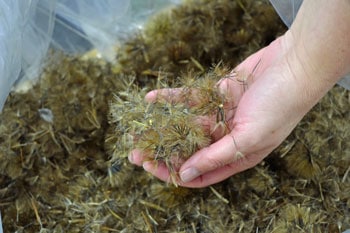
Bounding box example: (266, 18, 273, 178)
(109, 66, 232, 183)
(0, 0, 349, 232)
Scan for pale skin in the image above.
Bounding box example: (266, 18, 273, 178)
(129, 0, 350, 188)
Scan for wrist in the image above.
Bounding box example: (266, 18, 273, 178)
(272, 0, 350, 112)
(289, 0, 350, 82)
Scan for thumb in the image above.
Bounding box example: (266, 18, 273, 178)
(178, 132, 262, 184)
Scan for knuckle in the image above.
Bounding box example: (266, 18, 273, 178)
(204, 154, 226, 171)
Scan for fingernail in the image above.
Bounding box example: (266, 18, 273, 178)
(143, 161, 152, 171)
(128, 153, 134, 163)
(180, 168, 200, 183)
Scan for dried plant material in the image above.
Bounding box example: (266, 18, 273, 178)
(283, 143, 321, 180)
(209, 186, 229, 204)
(116, 0, 285, 78)
(148, 183, 193, 208)
(109, 66, 232, 183)
(273, 204, 325, 233)
(0, 0, 349, 232)
(246, 166, 276, 195)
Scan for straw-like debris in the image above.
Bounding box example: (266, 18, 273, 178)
(0, 0, 349, 232)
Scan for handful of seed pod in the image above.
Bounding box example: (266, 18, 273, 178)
(109, 65, 233, 183)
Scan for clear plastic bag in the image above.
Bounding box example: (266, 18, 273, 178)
(0, 0, 179, 111)
(0, 212, 2, 233)
(51, 0, 179, 59)
(269, 0, 302, 28)
(0, 0, 53, 110)
(270, 0, 350, 90)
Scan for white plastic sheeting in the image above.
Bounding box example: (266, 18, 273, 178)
(0, 0, 178, 111)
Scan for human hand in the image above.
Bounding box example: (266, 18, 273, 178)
(129, 36, 297, 187)
(129, 0, 350, 188)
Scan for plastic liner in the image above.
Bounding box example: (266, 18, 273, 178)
(0, 212, 2, 233)
(269, 0, 302, 28)
(51, 0, 178, 59)
(0, 0, 178, 111)
(270, 0, 350, 90)
(0, 0, 54, 111)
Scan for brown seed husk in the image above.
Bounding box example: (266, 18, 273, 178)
(0, 0, 349, 232)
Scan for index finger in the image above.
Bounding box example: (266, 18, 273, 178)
(145, 88, 184, 103)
